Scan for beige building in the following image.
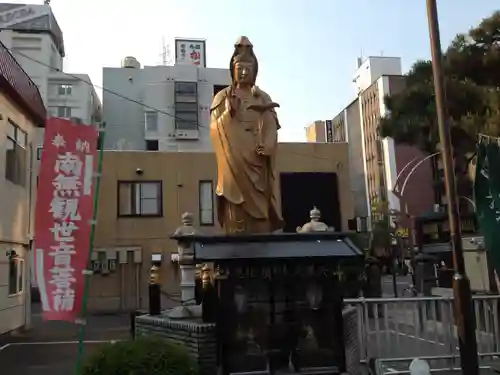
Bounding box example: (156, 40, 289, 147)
(305, 120, 327, 143)
(89, 142, 354, 312)
(0, 42, 46, 335)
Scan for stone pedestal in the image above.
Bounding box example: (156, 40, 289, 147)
(135, 314, 216, 375)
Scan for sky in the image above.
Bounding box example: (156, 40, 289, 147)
(14, 0, 500, 141)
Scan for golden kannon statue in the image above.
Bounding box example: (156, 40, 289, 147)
(210, 36, 284, 234)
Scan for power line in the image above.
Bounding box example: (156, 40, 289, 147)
(10, 48, 339, 162)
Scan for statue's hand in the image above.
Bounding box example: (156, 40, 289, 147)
(248, 103, 280, 113)
(227, 93, 240, 117)
(256, 144, 267, 156)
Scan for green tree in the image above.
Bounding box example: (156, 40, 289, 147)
(379, 11, 500, 187)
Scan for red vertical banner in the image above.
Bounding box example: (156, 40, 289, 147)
(34, 117, 98, 321)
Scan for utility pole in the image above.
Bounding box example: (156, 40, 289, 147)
(425, 1, 479, 374)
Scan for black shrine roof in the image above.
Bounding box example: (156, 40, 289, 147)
(184, 232, 363, 261)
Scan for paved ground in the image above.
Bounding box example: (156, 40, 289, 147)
(382, 274, 412, 297)
(0, 303, 131, 374)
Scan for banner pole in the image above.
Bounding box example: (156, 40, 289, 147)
(75, 124, 106, 375)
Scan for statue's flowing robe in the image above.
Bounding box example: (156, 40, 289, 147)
(210, 85, 284, 233)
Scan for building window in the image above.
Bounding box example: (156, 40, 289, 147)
(146, 140, 159, 151)
(145, 111, 158, 131)
(175, 81, 198, 130)
(36, 146, 43, 160)
(57, 84, 72, 95)
(118, 181, 162, 217)
(57, 106, 72, 118)
(5, 119, 27, 186)
(8, 257, 24, 295)
(213, 85, 227, 96)
(175, 82, 197, 96)
(175, 102, 198, 112)
(199, 180, 214, 225)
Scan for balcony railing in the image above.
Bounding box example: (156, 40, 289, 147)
(0, 42, 46, 125)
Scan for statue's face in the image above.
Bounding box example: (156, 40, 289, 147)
(234, 61, 254, 85)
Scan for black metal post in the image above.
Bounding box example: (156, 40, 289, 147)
(148, 265, 161, 315)
(425, 1, 479, 373)
(391, 238, 398, 298)
(201, 264, 217, 323)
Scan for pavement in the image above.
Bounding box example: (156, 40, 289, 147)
(0, 303, 131, 375)
(381, 274, 412, 297)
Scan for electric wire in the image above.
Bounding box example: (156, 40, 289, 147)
(10, 48, 340, 162)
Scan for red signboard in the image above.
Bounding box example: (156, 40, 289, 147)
(34, 117, 98, 321)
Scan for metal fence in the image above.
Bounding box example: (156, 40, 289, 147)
(344, 295, 500, 368)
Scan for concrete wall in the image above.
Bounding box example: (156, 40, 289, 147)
(345, 98, 368, 218)
(102, 64, 231, 152)
(136, 315, 216, 375)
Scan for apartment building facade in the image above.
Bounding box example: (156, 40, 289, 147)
(0, 40, 46, 335)
(102, 39, 231, 152)
(357, 68, 434, 218)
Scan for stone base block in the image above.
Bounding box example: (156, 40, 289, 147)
(136, 313, 216, 375)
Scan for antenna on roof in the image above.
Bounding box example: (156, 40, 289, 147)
(160, 37, 173, 66)
(44, 0, 51, 5)
(166, 43, 172, 65)
(160, 36, 167, 65)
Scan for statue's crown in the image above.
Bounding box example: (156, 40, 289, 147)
(233, 52, 254, 63)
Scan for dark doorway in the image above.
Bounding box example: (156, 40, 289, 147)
(280, 172, 341, 233)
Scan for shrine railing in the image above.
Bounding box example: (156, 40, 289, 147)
(344, 295, 500, 366)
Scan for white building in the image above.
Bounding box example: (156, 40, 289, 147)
(352, 56, 402, 94)
(46, 72, 101, 125)
(0, 3, 102, 131)
(102, 39, 231, 152)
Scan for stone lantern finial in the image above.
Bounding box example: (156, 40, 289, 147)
(296, 206, 334, 233)
(181, 212, 194, 226)
(310, 206, 321, 221)
(173, 212, 199, 238)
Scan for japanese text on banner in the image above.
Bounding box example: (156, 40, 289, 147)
(49, 138, 88, 312)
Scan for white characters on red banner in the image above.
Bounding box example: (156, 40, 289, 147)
(47, 135, 92, 312)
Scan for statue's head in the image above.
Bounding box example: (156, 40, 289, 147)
(230, 36, 259, 86)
